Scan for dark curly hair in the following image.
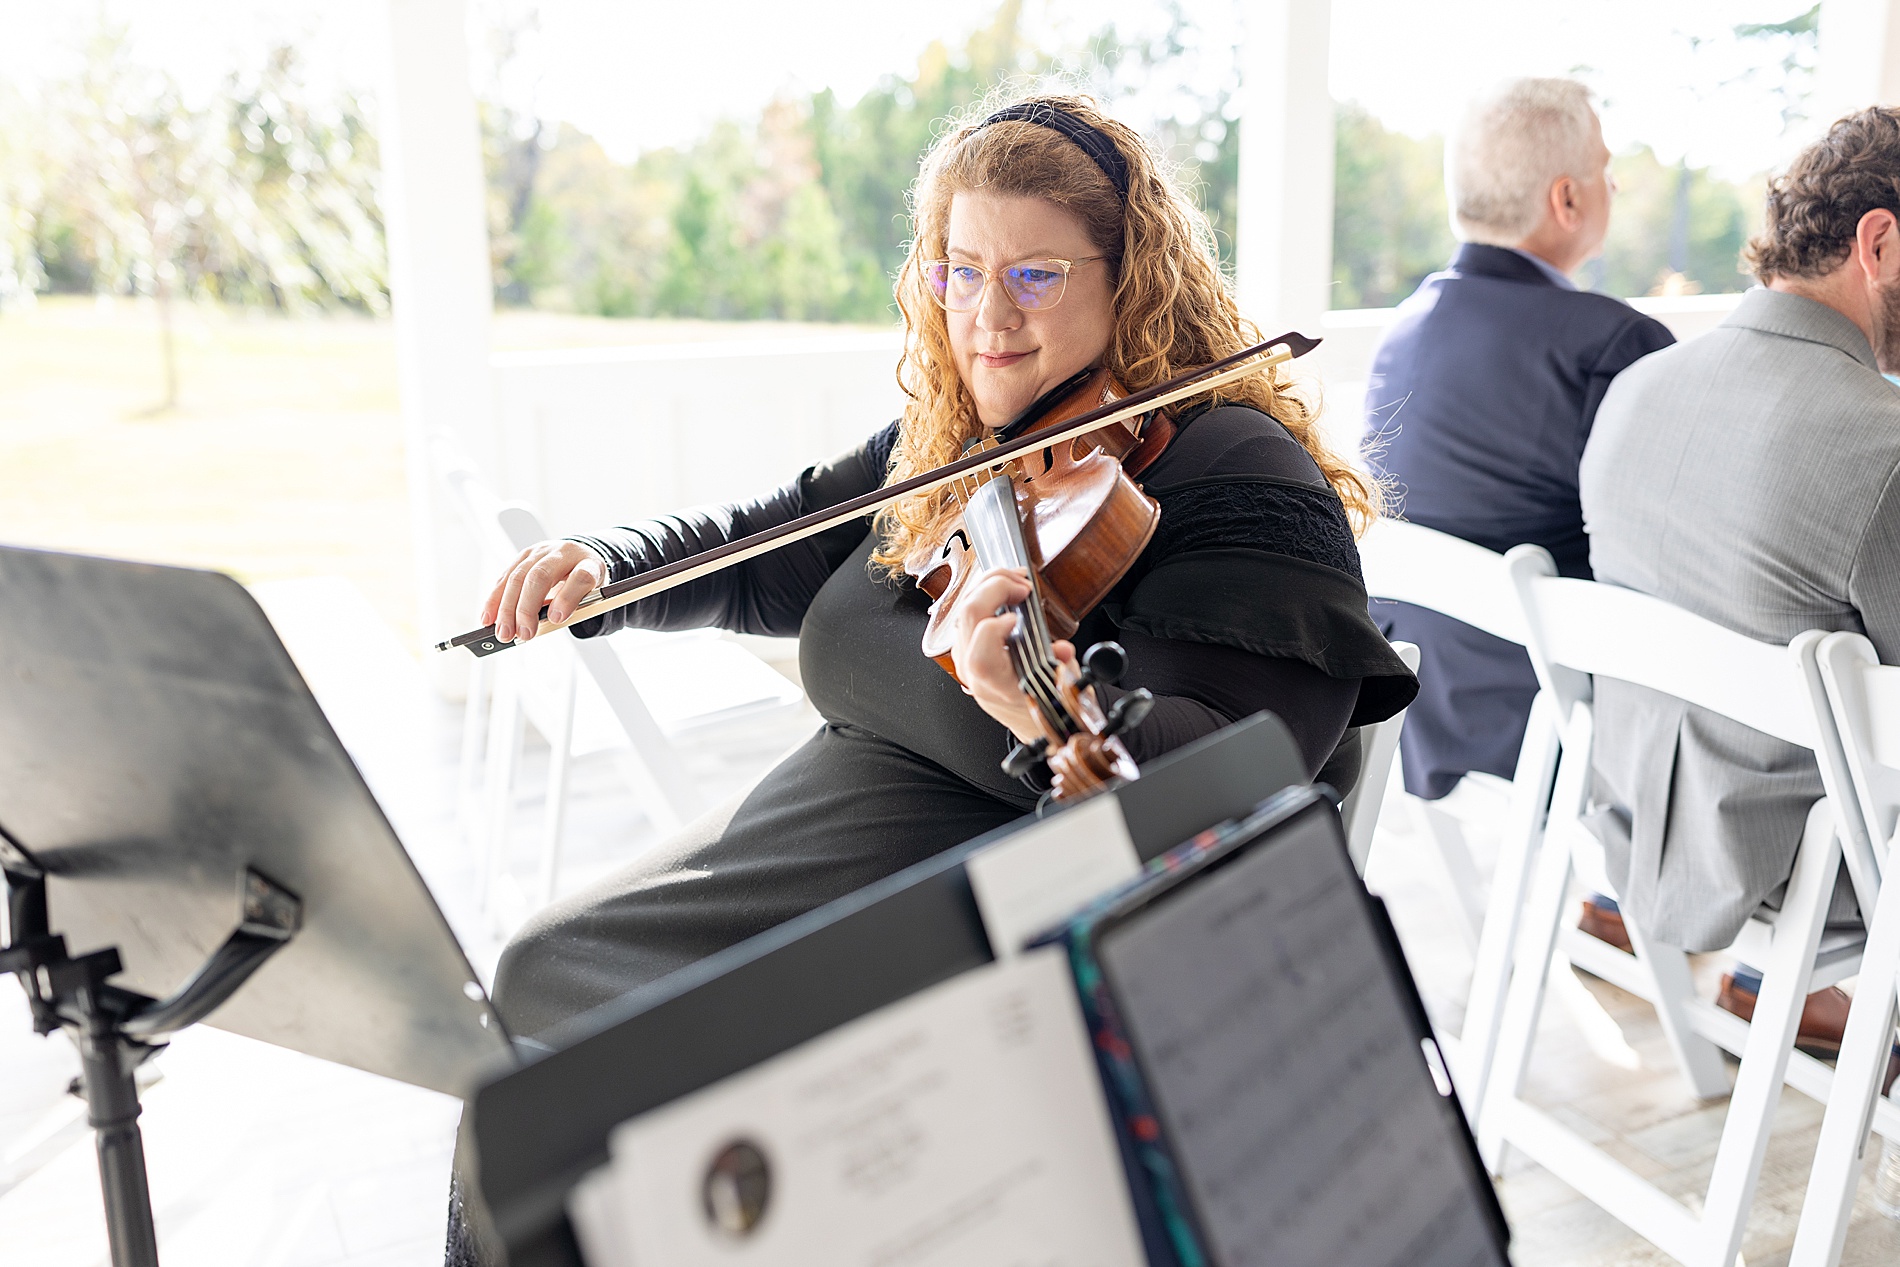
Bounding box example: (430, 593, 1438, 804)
(1747, 106, 1900, 283)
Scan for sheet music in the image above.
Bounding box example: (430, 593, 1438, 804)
(572, 948, 1144, 1267)
(966, 793, 1140, 957)
(1096, 810, 1502, 1267)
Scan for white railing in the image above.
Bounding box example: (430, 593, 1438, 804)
(485, 294, 1747, 534)
(488, 332, 907, 537)
(1309, 291, 1745, 382)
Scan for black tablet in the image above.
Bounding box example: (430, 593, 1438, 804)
(1086, 790, 1510, 1267)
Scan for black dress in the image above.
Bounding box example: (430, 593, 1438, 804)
(488, 403, 1416, 1038)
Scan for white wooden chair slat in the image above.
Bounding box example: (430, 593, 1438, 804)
(1484, 543, 1857, 1267)
(1524, 575, 1818, 748)
(1341, 640, 1418, 871)
(1813, 635, 1894, 919)
(1788, 631, 1900, 1267)
(436, 445, 807, 916)
(1355, 518, 1561, 1122)
(1854, 654, 1900, 777)
(1360, 517, 1529, 643)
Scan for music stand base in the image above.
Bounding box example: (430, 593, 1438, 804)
(2, 861, 301, 1267)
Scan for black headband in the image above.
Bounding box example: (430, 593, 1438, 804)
(976, 103, 1130, 198)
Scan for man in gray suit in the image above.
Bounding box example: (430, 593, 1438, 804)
(1580, 108, 1900, 1040)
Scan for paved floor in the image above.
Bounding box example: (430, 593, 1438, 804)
(3, 579, 1899, 1265)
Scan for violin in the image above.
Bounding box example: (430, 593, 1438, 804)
(907, 365, 1171, 677)
(905, 366, 1171, 800)
(435, 332, 1322, 797)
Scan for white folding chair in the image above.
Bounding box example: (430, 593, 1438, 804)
(439, 458, 802, 913)
(1789, 631, 1900, 1266)
(1479, 545, 1864, 1267)
(1358, 519, 1564, 1116)
(1341, 640, 1420, 868)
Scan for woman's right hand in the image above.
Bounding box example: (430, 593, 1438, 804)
(482, 540, 611, 643)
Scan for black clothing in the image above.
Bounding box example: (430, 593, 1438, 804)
(494, 722, 1022, 1037)
(448, 403, 1416, 1267)
(1365, 243, 1674, 798)
(507, 402, 1414, 1034)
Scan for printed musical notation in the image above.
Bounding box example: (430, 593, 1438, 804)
(1097, 811, 1499, 1267)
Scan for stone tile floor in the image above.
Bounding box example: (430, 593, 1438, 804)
(3, 578, 1899, 1265)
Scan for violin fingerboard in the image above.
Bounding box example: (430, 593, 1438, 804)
(961, 475, 1031, 572)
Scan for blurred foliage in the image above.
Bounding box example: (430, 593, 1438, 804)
(1734, 4, 1820, 131)
(0, 84, 43, 304)
(491, 2, 1043, 322)
(2, 23, 386, 404)
(15, 24, 385, 315)
(1327, 107, 1763, 309)
(1595, 147, 1761, 297)
(1331, 103, 1454, 309)
(487, 1, 1247, 322)
(0, 1, 1792, 338)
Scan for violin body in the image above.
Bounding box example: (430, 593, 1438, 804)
(907, 368, 1167, 679)
(902, 367, 1173, 803)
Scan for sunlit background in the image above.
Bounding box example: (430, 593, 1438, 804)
(12, 6, 1900, 1266)
(0, 0, 1833, 649)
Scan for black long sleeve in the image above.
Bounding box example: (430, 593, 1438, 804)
(557, 402, 1411, 800)
(565, 424, 897, 639)
(1105, 629, 1359, 777)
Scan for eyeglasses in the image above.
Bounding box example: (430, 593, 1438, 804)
(923, 256, 1106, 313)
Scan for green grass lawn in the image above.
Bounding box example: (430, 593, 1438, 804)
(0, 296, 876, 650)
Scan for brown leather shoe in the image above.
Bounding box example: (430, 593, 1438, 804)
(1717, 973, 1851, 1058)
(1718, 974, 1900, 1093)
(1579, 897, 1634, 953)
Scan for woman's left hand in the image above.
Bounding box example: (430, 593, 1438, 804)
(950, 567, 1075, 744)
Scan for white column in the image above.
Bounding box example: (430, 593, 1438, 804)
(1236, 0, 1335, 336)
(1816, 0, 1900, 121)
(380, 0, 495, 677)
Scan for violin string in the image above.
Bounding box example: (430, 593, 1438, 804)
(1016, 613, 1079, 739)
(1008, 481, 1077, 735)
(1008, 625, 1074, 739)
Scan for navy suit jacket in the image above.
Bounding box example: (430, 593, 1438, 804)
(1367, 243, 1675, 798)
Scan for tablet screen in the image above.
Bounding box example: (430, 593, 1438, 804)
(1094, 807, 1505, 1267)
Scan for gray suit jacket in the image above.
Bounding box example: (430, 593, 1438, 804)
(1578, 287, 1900, 950)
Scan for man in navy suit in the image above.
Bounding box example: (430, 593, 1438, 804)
(1367, 79, 1673, 844)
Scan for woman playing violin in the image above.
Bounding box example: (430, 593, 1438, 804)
(477, 94, 1415, 1035)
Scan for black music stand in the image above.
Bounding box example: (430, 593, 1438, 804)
(0, 546, 515, 1267)
(471, 712, 1309, 1267)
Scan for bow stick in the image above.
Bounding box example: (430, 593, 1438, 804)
(437, 331, 1320, 656)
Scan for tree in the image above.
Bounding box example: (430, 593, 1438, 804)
(1330, 103, 1454, 309)
(1596, 146, 1758, 297)
(216, 48, 386, 314)
(0, 85, 44, 307)
(45, 24, 236, 407)
(1735, 4, 1820, 131)
(27, 24, 386, 408)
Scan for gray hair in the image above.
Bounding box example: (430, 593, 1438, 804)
(1447, 79, 1603, 245)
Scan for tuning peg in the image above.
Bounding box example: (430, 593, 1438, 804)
(1076, 641, 1128, 690)
(1001, 737, 1050, 780)
(1105, 688, 1154, 737)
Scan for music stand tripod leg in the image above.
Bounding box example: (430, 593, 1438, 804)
(63, 947, 161, 1267)
(2, 859, 302, 1267)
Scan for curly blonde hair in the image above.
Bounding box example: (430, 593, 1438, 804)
(873, 91, 1377, 574)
